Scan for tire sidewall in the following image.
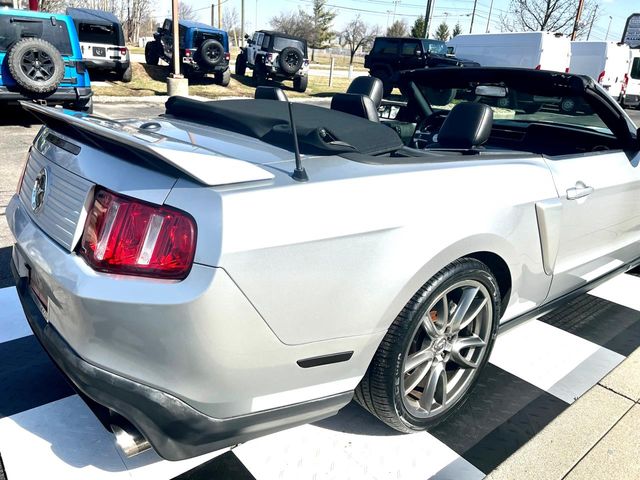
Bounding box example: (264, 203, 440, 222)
(235, 53, 247, 75)
(389, 260, 500, 431)
(199, 39, 224, 68)
(279, 47, 303, 75)
(8, 39, 65, 93)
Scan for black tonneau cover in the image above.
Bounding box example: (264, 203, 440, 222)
(165, 97, 403, 156)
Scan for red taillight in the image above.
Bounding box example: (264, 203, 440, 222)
(624, 73, 629, 87)
(565, 67, 570, 73)
(266, 53, 273, 63)
(185, 49, 193, 57)
(598, 70, 605, 83)
(120, 47, 127, 56)
(79, 188, 196, 280)
(535, 64, 541, 70)
(224, 52, 230, 61)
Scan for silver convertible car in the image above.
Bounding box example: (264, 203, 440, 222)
(7, 68, 640, 460)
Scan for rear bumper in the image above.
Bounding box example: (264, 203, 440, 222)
(12, 259, 351, 460)
(0, 86, 92, 105)
(85, 59, 130, 71)
(624, 94, 640, 107)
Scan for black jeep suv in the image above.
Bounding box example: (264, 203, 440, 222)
(364, 37, 480, 96)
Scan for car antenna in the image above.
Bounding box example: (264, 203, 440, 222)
(284, 92, 309, 182)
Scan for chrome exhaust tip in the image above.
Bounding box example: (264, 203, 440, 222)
(111, 421, 151, 457)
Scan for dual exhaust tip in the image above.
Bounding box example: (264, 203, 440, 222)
(110, 419, 151, 457)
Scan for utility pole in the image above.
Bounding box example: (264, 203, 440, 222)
(392, 0, 400, 23)
(424, 0, 433, 38)
(485, 0, 494, 33)
(218, 0, 221, 29)
(587, 4, 598, 40)
(211, 4, 215, 27)
(241, 0, 245, 47)
(171, 0, 180, 76)
(469, 0, 478, 33)
(570, 0, 585, 40)
(605, 15, 613, 40)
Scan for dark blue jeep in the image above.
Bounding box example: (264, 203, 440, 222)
(145, 19, 230, 86)
(0, 9, 92, 112)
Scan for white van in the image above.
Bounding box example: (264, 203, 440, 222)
(569, 42, 630, 102)
(623, 49, 640, 109)
(447, 32, 571, 72)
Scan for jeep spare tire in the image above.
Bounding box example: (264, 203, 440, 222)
(279, 47, 303, 75)
(199, 39, 224, 67)
(8, 38, 65, 93)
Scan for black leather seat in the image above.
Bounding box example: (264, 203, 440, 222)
(431, 103, 493, 150)
(255, 86, 288, 101)
(331, 93, 380, 122)
(346, 76, 383, 109)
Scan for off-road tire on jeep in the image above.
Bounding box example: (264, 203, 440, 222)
(370, 69, 393, 97)
(235, 53, 247, 76)
(145, 41, 160, 66)
(8, 38, 65, 93)
(355, 258, 500, 433)
(199, 39, 224, 68)
(215, 68, 231, 86)
(293, 75, 308, 93)
(279, 46, 304, 75)
(119, 65, 133, 82)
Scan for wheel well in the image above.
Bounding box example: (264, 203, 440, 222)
(465, 251, 512, 315)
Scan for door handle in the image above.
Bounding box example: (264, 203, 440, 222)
(566, 182, 594, 200)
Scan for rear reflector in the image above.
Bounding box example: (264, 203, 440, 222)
(598, 70, 605, 83)
(120, 47, 127, 56)
(535, 64, 541, 70)
(79, 188, 196, 280)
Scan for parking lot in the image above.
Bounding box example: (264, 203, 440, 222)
(1, 102, 640, 480)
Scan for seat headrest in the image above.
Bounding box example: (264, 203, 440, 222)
(331, 93, 380, 122)
(255, 86, 288, 101)
(437, 103, 493, 149)
(347, 76, 383, 108)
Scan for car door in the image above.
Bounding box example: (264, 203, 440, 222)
(544, 141, 640, 300)
(399, 39, 423, 71)
(161, 19, 172, 59)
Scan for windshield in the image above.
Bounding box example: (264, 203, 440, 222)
(423, 40, 447, 55)
(418, 81, 612, 135)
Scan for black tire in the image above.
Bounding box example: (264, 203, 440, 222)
(216, 68, 231, 87)
(293, 75, 308, 93)
(424, 87, 456, 106)
(355, 258, 501, 433)
(279, 47, 304, 75)
(199, 39, 224, 68)
(145, 41, 160, 66)
(252, 64, 264, 86)
(7, 38, 64, 93)
(236, 53, 247, 76)
(119, 65, 133, 83)
(370, 70, 393, 97)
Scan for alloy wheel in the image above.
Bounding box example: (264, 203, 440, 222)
(401, 280, 493, 418)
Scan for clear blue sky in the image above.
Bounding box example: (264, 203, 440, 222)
(156, 0, 634, 42)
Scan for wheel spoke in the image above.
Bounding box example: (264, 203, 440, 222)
(404, 348, 434, 373)
(450, 334, 486, 369)
(421, 312, 440, 338)
(404, 360, 432, 394)
(459, 297, 488, 332)
(449, 287, 479, 333)
(419, 362, 447, 413)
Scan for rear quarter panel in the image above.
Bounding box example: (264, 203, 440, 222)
(166, 155, 559, 346)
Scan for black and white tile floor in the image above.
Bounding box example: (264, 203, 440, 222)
(1, 271, 639, 480)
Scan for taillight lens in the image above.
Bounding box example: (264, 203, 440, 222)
(120, 47, 128, 56)
(535, 64, 541, 70)
(266, 53, 273, 63)
(185, 48, 193, 57)
(598, 70, 605, 83)
(79, 188, 196, 280)
(224, 52, 230, 61)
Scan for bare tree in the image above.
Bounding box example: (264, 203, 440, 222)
(270, 10, 315, 40)
(223, 7, 241, 46)
(178, 3, 197, 21)
(500, 0, 600, 37)
(386, 19, 408, 37)
(340, 15, 377, 65)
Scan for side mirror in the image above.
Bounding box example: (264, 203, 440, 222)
(244, 34, 250, 40)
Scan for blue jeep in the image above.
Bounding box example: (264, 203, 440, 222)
(0, 9, 92, 112)
(145, 19, 230, 86)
